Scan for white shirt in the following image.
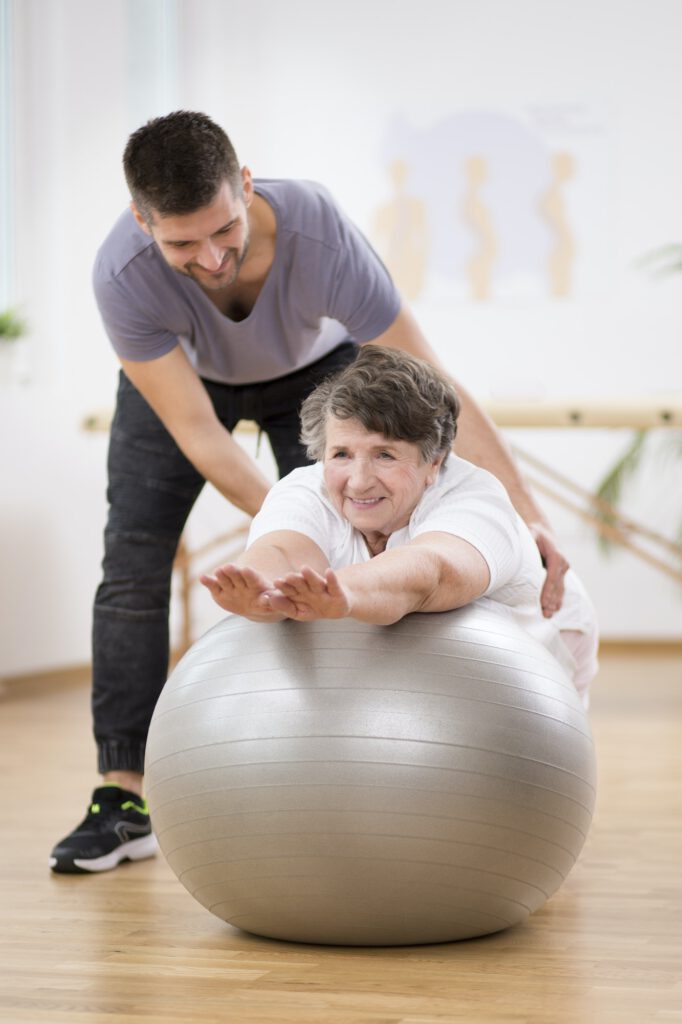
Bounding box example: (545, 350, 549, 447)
(249, 457, 597, 679)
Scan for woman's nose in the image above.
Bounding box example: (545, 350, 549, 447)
(349, 459, 375, 490)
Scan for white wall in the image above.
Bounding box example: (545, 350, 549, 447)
(1, 0, 681, 676)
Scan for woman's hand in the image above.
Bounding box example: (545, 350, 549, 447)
(200, 563, 285, 622)
(268, 565, 352, 621)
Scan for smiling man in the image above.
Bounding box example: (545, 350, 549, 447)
(50, 110, 572, 875)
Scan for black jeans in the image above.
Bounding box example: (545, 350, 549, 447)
(92, 341, 358, 774)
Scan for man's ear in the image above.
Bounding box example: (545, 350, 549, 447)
(130, 201, 152, 235)
(241, 166, 254, 207)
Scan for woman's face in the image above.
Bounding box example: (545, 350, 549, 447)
(323, 416, 443, 541)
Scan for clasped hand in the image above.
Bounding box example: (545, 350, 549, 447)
(200, 563, 351, 622)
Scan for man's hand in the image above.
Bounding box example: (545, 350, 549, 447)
(268, 566, 352, 621)
(529, 525, 570, 618)
(200, 564, 285, 622)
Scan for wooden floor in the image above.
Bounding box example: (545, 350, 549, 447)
(1, 645, 681, 1023)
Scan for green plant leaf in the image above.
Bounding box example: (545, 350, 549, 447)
(635, 244, 682, 277)
(594, 430, 649, 553)
(0, 309, 27, 339)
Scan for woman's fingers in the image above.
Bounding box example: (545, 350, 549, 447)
(268, 590, 312, 617)
(213, 563, 270, 596)
(274, 566, 327, 596)
(199, 573, 221, 594)
(324, 568, 343, 594)
(214, 564, 242, 590)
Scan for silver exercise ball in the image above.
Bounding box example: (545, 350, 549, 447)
(145, 606, 596, 946)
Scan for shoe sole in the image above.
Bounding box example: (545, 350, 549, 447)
(49, 833, 158, 873)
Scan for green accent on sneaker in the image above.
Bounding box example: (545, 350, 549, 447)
(50, 785, 156, 874)
(122, 800, 149, 816)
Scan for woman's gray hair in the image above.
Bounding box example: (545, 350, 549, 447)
(300, 345, 460, 463)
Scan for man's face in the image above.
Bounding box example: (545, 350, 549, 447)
(133, 175, 251, 291)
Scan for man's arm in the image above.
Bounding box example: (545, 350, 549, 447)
(269, 533, 490, 625)
(119, 347, 271, 517)
(367, 303, 569, 616)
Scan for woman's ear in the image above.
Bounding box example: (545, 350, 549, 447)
(425, 454, 445, 486)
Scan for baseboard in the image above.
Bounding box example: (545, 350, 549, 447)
(1, 662, 91, 695)
(598, 638, 682, 654)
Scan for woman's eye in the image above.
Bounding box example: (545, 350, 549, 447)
(378, 451, 395, 460)
(332, 450, 348, 459)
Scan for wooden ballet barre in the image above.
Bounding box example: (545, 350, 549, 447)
(83, 399, 682, 434)
(82, 413, 260, 434)
(481, 397, 682, 429)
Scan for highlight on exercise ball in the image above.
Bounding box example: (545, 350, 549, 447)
(145, 607, 596, 946)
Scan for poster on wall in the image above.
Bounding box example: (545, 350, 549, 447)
(371, 104, 611, 305)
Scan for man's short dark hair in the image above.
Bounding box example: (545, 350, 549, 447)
(123, 110, 242, 222)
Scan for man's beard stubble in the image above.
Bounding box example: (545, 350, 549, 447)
(178, 234, 250, 292)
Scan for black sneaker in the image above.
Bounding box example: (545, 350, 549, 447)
(49, 784, 158, 873)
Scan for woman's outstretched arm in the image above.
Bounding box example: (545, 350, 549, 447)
(200, 530, 329, 621)
(268, 532, 490, 625)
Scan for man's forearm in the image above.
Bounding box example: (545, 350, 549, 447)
(452, 383, 550, 529)
(183, 425, 271, 517)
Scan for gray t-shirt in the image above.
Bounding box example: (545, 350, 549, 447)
(93, 179, 401, 385)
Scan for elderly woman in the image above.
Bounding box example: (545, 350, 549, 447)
(201, 346, 598, 703)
